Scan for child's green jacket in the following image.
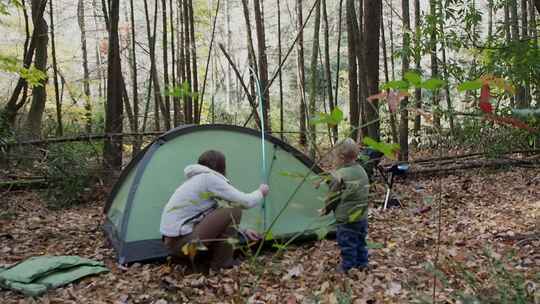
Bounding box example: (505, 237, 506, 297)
(323, 162, 370, 223)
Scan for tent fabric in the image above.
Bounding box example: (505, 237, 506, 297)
(0, 256, 109, 297)
(104, 124, 333, 264)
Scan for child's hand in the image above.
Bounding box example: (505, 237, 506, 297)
(259, 184, 270, 197)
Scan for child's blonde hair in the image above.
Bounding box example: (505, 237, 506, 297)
(335, 138, 359, 162)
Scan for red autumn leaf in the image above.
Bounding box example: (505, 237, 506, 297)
(479, 84, 493, 113)
(484, 113, 538, 133)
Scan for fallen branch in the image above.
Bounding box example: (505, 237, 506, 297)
(409, 158, 539, 176)
(3, 132, 162, 148)
(411, 149, 540, 164)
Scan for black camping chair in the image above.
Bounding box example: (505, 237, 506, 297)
(357, 148, 410, 209)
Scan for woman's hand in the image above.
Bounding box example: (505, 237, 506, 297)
(259, 184, 270, 197)
(243, 229, 262, 241)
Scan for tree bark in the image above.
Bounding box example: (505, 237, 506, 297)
(322, 0, 337, 142)
(25, 0, 49, 139)
(439, 1, 454, 132)
(356, 0, 369, 138)
(77, 0, 92, 133)
(364, 0, 382, 140)
(381, 6, 398, 144)
(429, 0, 440, 129)
(307, 0, 321, 157)
(296, 0, 307, 145)
(399, 0, 411, 161)
(278, 0, 284, 140)
(182, 0, 193, 123)
(188, 0, 200, 123)
(170, 0, 179, 126)
(389, 0, 396, 81)
(49, 0, 62, 136)
(413, 0, 421, 136)
(4, 0, 47, 129)
(103, 0, 124, 173)
(346, 0, 360, 140)
(162, 0, 171, 127)
(253, 0, 271, 131)
(129, 0, 140, 154)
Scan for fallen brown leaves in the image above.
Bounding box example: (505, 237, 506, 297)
(1, 166, 539, 303)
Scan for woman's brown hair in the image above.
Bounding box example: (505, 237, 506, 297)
(198, 150, 226, 175)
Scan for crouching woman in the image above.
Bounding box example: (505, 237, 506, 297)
(160, 150, 269, 270)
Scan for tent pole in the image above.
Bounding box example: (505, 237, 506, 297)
(250, 67, 267, 230)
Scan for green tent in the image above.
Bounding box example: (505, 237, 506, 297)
(104, 124, 332, 263)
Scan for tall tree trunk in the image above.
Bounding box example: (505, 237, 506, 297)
(296, 0, 307, 145)
(364, 0, 382, 140)
(521, 0, 531, 107)
(389, 0, 396, 81)
(177, 1, 186, 123)
(531, 0, 538, 38)
(25, 0, 49, 139)
(225, 0, 232, 110)
(413, 0, 421, 136)
(103, 0, 123, 173)
(307, 0, 321, 157)
(488, 0, 493, 40)
(381, 6, 398, 144)
(346, 0, 360, 140)
(4, 0, 46, 129)
(49, 0, 62, 136)
(162, 0, 171, 128)
(510, 0, 527, 107)
(182, 0, 193, 123)
(91, 0, 103, 100)
(188, 0, 200, 123)
(170, 0, 179, 126)
(253, 0, 271, 131)
(439, 1, 454, 132)
(77, 0, 92, 133)
(240, 0, 258, 109)
(278, 0, 284, 139)
(129, 0, 140, 154)
(504, 2, 511, 42)
(144, 0, 166, 130)
(322, 0, 337, 142)
(399, 0, 411, 161)
(334, 0, 344, 120)
(357, 0, 369, 138)
(429, 0, 440, 129)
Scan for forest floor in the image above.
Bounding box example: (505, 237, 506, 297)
(1, 166, 539, 303)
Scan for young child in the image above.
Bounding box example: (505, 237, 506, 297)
(322, 138, 370, 273)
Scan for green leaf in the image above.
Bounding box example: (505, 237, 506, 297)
(264, 230, 274, 241)
(310, 107, 344, 127)
(330, 107, 344, 125)
(348, 209, 365, 222)
(315, 227, 329, 240)
(457, 80, 483, 92)
(279, 170, 308, 180)
(404, 71, 422, 86)
(367, 241, 384, 249)
(362, 137, 400, 160)
(199, 191, 215, 200)
(382, 80, 410, 90)
(420, 78, 446, 90)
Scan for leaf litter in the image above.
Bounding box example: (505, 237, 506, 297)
(0, 166, 538, 303)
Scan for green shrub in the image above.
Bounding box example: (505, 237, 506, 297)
(41, 143, 100, 208)
(418, 248, 536, 304)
